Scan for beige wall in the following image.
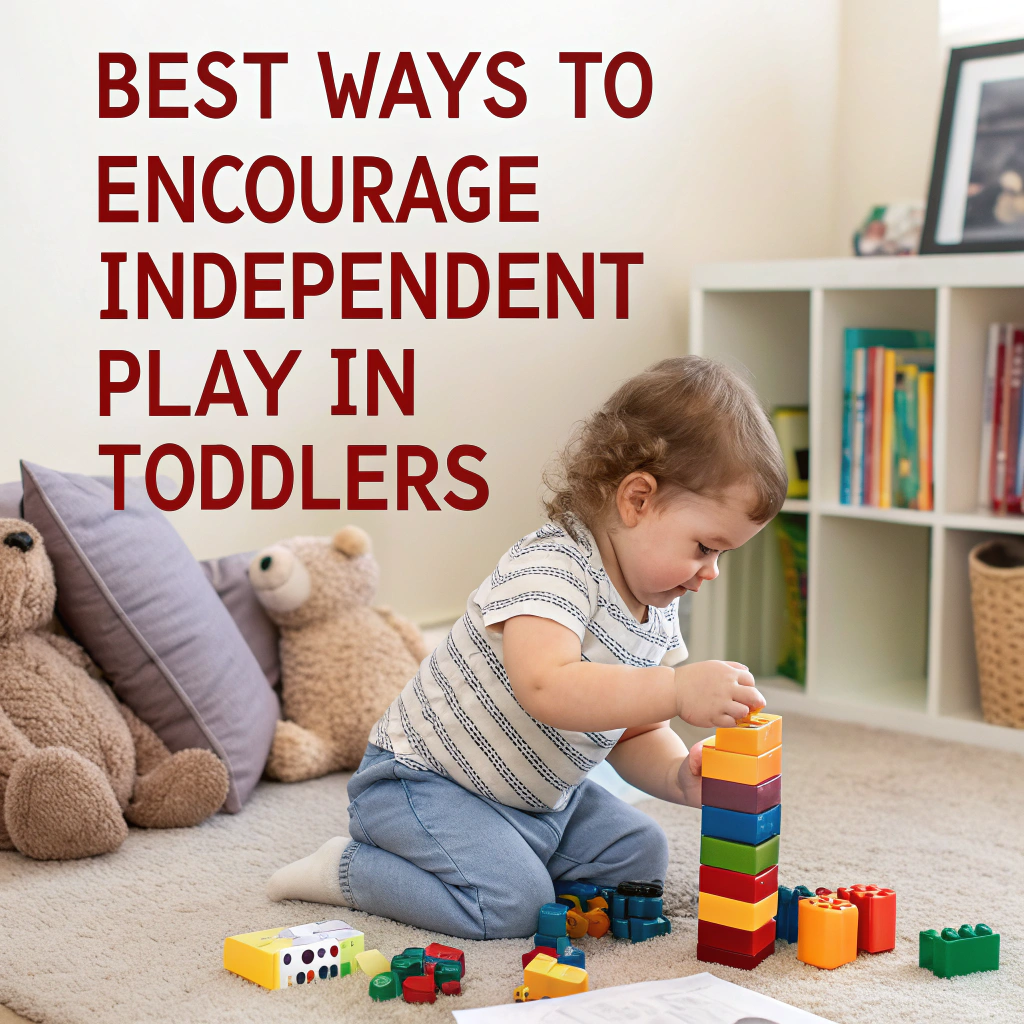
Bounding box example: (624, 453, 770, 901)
(834, 0, 942, 254)
(3, 1, 849, 624)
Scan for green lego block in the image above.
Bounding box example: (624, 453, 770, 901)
(919, 924, 999, 978)
(390, 954, 424, 984)
(338, 961, 351, 978)
(700, 833, 779, 874)
(369, 971, 401, 1001)
(432, 961, 461, 989)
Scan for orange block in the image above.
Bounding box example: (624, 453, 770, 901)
(565, 909, 589, 940)
(797, 896, 859, 969)
(714, 713, 782, 755)
(837, 885, 896, 953)
(701, 736, 782, 785)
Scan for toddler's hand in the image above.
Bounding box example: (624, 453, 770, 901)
(673, 660, 764, 728)
(676, 740, 704, 807)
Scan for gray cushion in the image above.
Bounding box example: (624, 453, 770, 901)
(21, 461, 279, 812)
(0, 479, 280, 690)
(0, 480, 22, 518)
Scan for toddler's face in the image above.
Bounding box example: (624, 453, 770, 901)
(615, 482, 765, 609)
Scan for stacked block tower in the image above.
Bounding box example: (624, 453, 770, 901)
(697, 712, 782, 970)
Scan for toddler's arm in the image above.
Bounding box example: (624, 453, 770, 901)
(606, 723, 705, 806)
(503, 615, 763, 731)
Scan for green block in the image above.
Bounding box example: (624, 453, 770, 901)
(700, 834, 779, 874)
(390, 955, 424, 984)
(920, 924, 999, 978)
(338, 961, 351, 978)
(432, 961, 461, 989)
(401, 947, 426, 963)
(368, 971, 401, 1001)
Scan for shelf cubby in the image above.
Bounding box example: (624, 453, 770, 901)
(690, 255, 1024, 753)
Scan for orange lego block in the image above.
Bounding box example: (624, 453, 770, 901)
(714, 713, 782, 756)
(565, 909, 589, 940)
(837, 885, 896, 953)
(701, 735, 782, 786)
(797, 896, 859, 969)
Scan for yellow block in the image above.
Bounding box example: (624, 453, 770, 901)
(356, 949, 392, 977)
(701, 735, 781, 785)
(715, 713, 782, 755)
(522, 953, 589, 999)
(224, 920, 365, 990)
(797, 896, 858, 970)
(698, 890, 779, 931)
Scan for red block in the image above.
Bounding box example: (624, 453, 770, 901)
(697, 918, 776, 956)
(425, 942, 466, 974)
(522, 946, 558, 969)
(441, 980, 462, 996)
(403, 975, 436, 1003)
(697, 941, 774, 970)
(837, 884, 896, 953)
(699, 864, 779, 903)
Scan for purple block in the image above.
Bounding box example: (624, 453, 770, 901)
(702, 774, 781, 814)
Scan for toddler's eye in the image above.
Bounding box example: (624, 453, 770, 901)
(698, 542, 713, 556)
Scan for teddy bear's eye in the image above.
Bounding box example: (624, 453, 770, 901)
(260, 555, 273, 571)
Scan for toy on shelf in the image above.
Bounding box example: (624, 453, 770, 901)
(920, 924, 999, 978)
(223, 920, 364, 990)
(796, 895, 858, 969)
(363, 942, 465, 1002)
(698, 713, 782, 970)
(837, 885, 896, 953)
(514, 953, 588, 1002)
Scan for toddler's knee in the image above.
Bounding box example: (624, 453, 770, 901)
(477, 864, 555, 940)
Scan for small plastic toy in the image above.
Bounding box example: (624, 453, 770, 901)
(368, 971, 401, 1001)
(700, 735, 782, 786)
(390, 953, 424, 984)
(837, 885, 896, 953)
(700, 864, 778, 904)
(424, 942, 465, 975)
(698, 890, 779, 932)
(558, 945, 586, 968)
(919, 924, 999, 978)
(713, 712, 782, 755)
(698, 918, 776, 956)
(355, 949, 391, 977)
(403, 975, 436, 1004)
(702, 774, 782, 815)
(440, 980, 462, 995)
(616, 880, 663, 897)
(514, 953, 588, 1002)
(775, 885, 815, 944)
(700, 834, 780, 875)
(223, 920, 364, 990)
(701, 804, 782, 846)
(797, 895, 858, 969)
(565, 908, 589, 939)
(523, 946, 557, 969)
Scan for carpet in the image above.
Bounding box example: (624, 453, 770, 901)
(1, 713, 1021, 1024)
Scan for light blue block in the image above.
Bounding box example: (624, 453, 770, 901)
(627, 896, 663, 919)
(629, 915, 672, 942)
(611, 893, 628, 918)
(610, 917, 630, 939)
(534, 933, 570, 953)
(537, 903, 567, 937)
(557, 945, 585, 968)
(701, 803, 781, 845)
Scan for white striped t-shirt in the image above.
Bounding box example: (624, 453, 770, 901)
(371, 520, 687, 812)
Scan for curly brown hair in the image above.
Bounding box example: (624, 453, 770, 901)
(543, 355, 787, 533)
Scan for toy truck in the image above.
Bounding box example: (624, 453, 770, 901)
(513, 953, 588, 1001)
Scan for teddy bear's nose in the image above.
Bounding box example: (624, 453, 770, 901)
(3, 531, 33, 553)
(260, 555, 273, 571)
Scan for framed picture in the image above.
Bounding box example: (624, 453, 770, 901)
(922, 37, 1024, 254)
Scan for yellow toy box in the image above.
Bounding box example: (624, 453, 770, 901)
(224, 920, 365, 990)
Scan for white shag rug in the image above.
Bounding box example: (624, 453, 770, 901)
(1, 713, 1022, 1024)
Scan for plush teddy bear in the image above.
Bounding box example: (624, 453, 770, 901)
(249, 526, 427, 782)
(0, 517, 230, 860)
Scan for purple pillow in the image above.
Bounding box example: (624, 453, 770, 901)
(21, 461, 280, 812)
(0, 480, 22, 519)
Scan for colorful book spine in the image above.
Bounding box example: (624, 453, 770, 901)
(1005, 329, 1024, 515)
(869, 348, 885, 506)
(894, 364, 919, 509)
(977, 325, 1000, 511)
(879, 349, 897, 508)
(698, 714, 782, 971)
(918, 371, 934, 512)
(991, 330, 1007, 513)
(852, 348, 867, 505)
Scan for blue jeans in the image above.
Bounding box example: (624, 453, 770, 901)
(340, 744, 669, 940)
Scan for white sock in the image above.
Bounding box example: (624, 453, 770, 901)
(266, 836, 350, 905)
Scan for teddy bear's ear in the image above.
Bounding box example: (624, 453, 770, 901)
(333, 526, 372, 557)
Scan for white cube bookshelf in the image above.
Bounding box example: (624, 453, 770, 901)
(689, 254, 1024, 754)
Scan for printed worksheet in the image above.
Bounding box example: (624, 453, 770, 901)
(453, 972, 836, 1024)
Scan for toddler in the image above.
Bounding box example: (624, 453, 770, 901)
(268, 355, 787, 939)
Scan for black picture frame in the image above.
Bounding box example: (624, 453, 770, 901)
(921, 37, 1024, 255)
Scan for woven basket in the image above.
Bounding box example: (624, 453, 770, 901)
(969, 539, 1024, 729)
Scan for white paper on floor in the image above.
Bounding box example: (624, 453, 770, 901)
(452, 971, 836, 1024)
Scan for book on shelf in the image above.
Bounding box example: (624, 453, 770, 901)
(771, 407, 809, 499)
(841, 328, 934, 509)
(977, 323, 1024, 515)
